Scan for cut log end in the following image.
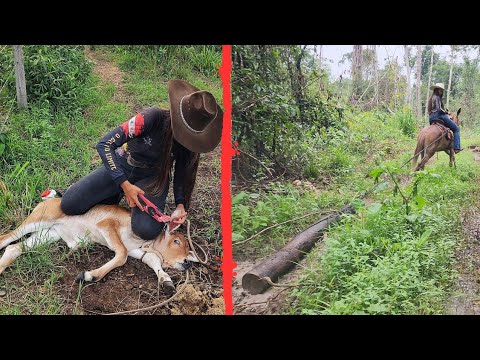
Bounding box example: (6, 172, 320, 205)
(242, 273, 269, 295)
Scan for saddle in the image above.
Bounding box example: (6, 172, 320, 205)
(431, 119, 453, 142)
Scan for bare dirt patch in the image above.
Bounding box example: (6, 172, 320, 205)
(85, 47, 140, 113)
(58, 245, 223, 315)
(447, 202, 480, 314)
(232, 258, 304, 315)
(446, 145, 480, 315)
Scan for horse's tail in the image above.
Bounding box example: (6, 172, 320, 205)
(412, 131, 426, 171)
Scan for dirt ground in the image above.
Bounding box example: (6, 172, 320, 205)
(59, 244, 224, 315)
(85, 47, 140, 113)
(447, 146, 480, 315)
(232, 259, 295, 315)
(447, 204, 480, 315)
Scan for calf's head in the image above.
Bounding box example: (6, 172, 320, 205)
(153, 227, 199, 270)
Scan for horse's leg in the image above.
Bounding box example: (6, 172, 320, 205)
(416, 149, 434, 171)
(412, 133, 426, 172)
(451, 148, 456, 169)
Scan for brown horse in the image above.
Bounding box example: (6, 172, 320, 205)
(412, 108, 462, 172)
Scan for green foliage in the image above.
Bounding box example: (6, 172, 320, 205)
(0, 46, 92, 114)
(95, 45, 222, 109)
(370, 164, 441, 215)
(0, 80, 125, 224)
(0, 132, 7, 157)
(232, 45, 345, 177)
(394, 108, 418, 137)
(291, 149, 480, 315)
(232, 183, 349, 257)
(107, 45, 221, 79)
(456, 56, 480, 128)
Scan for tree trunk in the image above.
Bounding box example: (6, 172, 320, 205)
(425, 47, 434, 125)
(12, 45, 27, 110)
(393, 59, 398, 110)
(416, 45, 422, 118)
(374, 45, 379, 106)
(285, 46, 308, 125)
(351, 45, 363, 102)
(242, 205, 356, 294)
(318, 45, 323, 69)
(403, 45, 412, 108)
(447, 46, 454, 109)
(318, 45, 323, 93)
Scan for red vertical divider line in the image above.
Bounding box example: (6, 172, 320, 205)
(219, 45, 236, 315)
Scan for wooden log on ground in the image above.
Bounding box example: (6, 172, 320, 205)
(242, 205, 356, 295)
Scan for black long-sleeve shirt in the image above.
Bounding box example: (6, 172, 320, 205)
(96, 107, 190, 206)
(430, 94, 446, 114)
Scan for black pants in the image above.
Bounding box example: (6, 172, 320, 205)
(60, 157, 168, 240)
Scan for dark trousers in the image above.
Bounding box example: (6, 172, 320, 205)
(60, 157, 168, 240)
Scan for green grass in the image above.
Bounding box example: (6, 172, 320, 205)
(291, 145, 480, 314)
(0, 241, 66, 315)
(95, 46, 223, 109)
(0, 75, 128, 225)
(233, 110, 480, 314)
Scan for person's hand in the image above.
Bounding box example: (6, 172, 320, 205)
(171, 204, 187, 225)
(120, 181, 145, 209)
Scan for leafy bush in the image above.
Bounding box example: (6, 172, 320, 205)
(106, 45, 221, 78)
(0, 45, 92, 113)
(232, 45, 345, 177)
(395, 107, 418, 137)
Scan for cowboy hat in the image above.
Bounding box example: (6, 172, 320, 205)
(430, 83, 445, 91)
(168, 80, 223, 153)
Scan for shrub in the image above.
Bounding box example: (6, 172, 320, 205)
(0, 45, 92, 114)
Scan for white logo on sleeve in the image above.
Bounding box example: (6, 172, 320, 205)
(128, 117, 136, 138)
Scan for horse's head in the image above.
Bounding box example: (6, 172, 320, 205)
(447, 108, 462, 126)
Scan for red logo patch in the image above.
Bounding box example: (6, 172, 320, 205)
(121, 121, 129, 137)
(134, 113, 145, 136)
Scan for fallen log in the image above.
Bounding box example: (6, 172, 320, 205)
(241, 205, 356, 295)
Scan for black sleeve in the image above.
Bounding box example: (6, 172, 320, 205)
(173, 142, 189, 207)
(96, 112, 155, 187)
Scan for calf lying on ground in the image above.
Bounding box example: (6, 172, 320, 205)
(0, 198, 198, 293)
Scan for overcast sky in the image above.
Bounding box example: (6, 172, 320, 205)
(318, 45, 462, 80)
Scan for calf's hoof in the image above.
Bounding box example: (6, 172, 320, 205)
(162, 281, 176, 295)
(76, 271, 95, 283)
(76, 272, 85, 283)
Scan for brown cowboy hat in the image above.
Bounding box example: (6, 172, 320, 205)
(168, 80, 223, 153)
